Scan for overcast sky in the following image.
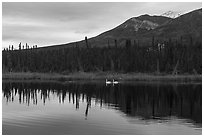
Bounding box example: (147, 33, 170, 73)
(2, 2, 202, 49)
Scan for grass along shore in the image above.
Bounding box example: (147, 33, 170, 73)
(2, 72, 202, 82)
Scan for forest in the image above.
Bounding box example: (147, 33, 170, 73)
(2, 36, 202, 75)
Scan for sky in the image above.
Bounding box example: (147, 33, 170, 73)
(2, 2, 202, 49)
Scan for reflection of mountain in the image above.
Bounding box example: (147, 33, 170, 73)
(3, 81, 201, 124)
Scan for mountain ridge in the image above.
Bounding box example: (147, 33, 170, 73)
(39, 8, 202, 50)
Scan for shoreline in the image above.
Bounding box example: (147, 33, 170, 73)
(2, 72, 202, 82)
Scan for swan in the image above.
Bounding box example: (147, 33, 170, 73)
(106, 79, 112, 84)
(112, 79, 119, 84)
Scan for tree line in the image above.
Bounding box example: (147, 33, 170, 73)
(2, 36, 202, 74)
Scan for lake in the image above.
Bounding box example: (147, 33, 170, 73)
(2, 80, 202, 135)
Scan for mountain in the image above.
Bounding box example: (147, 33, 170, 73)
(86, 14, 171, 47)
(161, 11, 182, 18)
(41, 8, 202, 50)
(144, 8, 202, 42)
(97, 14, 171, 39)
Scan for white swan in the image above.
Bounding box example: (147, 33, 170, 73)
(112, 79, 119, 84)
(106, 79, 112, 84)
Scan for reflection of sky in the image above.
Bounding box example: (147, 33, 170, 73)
(2, 90, 201, 135)
(2, 2, 201, 49)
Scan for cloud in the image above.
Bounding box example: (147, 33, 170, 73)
(2, 2, 202, 49)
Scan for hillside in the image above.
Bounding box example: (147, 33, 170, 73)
(89, 15, 171, 47)
(39, 14, 171, 50)
(32, 8, 202, 50)
(144, 8, 202, 43)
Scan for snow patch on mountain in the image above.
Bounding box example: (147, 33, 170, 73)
(142, 20, 159, 30)
(161, 11, 183, 18)
(125, 18, 159, 31)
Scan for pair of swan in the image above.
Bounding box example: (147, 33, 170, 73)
(106, 79, 119, 84)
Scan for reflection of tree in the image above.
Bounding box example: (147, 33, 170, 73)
(85, 96, 91, 118)
(2, 81, 202, 124)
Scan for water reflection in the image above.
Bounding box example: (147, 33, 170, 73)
(3, 81, 202, 126)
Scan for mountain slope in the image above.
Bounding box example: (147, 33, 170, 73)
(86, 15, 171, 48)
(97, 15, 171, 39)
(40, 8, 202, 50)
(144, 8, 202, 42)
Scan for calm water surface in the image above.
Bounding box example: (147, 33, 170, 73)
(2, 80, 202, 135)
